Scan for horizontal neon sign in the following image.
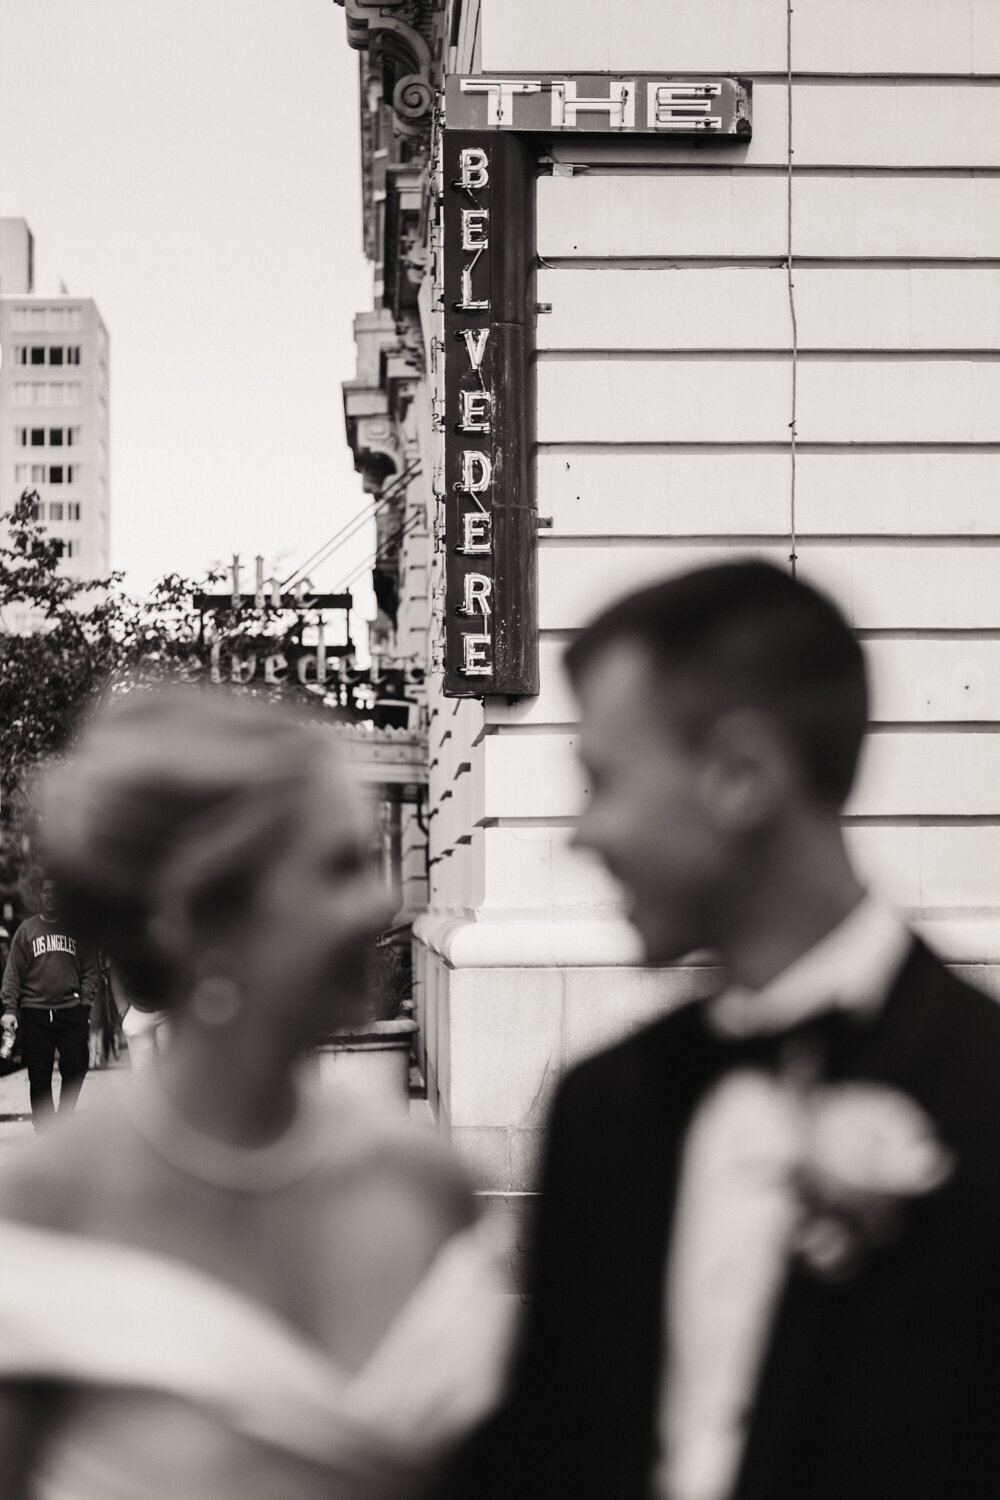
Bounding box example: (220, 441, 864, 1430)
(446, 75, 752, 137)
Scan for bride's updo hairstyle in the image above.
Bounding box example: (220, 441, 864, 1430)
(39, 686, 331, 1010)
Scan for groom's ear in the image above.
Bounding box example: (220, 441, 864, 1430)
(700, 709, 799, 835)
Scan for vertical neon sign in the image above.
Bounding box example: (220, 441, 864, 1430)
(442, 131, 538, 697)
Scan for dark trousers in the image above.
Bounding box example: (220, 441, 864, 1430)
(19, 1005, 90, 1127)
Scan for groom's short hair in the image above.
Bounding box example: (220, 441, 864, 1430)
(565, 559, 868, 808)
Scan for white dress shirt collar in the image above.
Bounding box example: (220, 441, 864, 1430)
(707, 896, 913, 1041)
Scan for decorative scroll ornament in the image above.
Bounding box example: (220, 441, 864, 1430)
(335, 0, 441, 139)
(394, 72, 435, 127)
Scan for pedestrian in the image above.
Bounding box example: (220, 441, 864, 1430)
(0, 686, 513, 1499)
(115, 965, 169, 1072)
(0, 874, 96, 1128)
(451, 559, 1000, 1500)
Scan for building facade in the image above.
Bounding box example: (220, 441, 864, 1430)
(0, 218, 111, 625)
(338, 0, 1000, 1191)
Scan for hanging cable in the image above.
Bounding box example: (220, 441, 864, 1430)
(280, 505, 374, 589)
(289, 503, 378, 585)
(304, 463, 420, 584)
(336, 513, 424, 596)
(281, 459, 420, 587)
(279, 460, 422, 588)
(281, 461, 420, 589)
(334, 509, 425, 595)
(337, 497, 426, 592)
(786, 0, 800, 577)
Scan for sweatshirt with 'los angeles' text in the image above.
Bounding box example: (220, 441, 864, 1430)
(0, 916, 97, 1017)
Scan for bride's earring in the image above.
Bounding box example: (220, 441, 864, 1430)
(189, 958, 243, 1028)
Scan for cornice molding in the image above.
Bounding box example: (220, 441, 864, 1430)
(335, 0, 444, 139)
(384, 163, 427, 319)
(342, 309, 426, 490)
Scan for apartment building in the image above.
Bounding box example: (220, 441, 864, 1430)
(0, 218, 110, 623)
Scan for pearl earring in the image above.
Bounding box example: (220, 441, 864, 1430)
(189, 974, 243, 1028)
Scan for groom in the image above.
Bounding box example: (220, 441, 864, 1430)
(456, 560, 1000, 1500)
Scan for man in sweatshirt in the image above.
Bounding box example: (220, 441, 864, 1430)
(0, 875, 97, 1127)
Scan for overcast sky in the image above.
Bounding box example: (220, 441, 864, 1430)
(0, 0, 376, 621)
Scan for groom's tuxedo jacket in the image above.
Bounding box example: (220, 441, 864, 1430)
(456, 940, 1000, 1500)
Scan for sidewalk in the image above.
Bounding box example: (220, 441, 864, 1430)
(0, 1058, 128, 1157)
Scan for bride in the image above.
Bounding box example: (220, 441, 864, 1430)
(0, 688, 513, 1500)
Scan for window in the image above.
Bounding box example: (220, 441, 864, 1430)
(49, 502, 64, 522)
(30, 346, 45, 366)
(67, 428, 81, 446)
(20, 308, 82, 333)
(49, 428, 62, 446)
(13, 463, 72, 486)
(46, 384, 81, 407)
(31, 428, 45, 446)
(43, 346, 80, 366)
(8, 306, 81, 332)
(14, 383, 49, 406)
(11, 463, 80, 485)
(66, 503, 81, 522)
(28, 502, 40, 520)
(14, 428, 27, 446)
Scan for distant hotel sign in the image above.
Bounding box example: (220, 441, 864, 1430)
(442, 130, 538, 698)
(446, 75, 752, 137)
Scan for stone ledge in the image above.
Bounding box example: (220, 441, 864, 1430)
(413, 913, 648, 968)
(414, 912, 1000, 972)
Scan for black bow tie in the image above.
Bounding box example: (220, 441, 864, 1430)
(708, 1007, 856, 1084)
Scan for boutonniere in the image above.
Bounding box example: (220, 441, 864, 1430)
(792, 1083, 955, 1281)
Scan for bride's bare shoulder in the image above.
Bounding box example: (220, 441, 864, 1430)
(0, 1098, 125, 1231)
(314, 1093, 477, 1239)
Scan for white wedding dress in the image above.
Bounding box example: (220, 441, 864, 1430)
(0, 1213, 513, 1499)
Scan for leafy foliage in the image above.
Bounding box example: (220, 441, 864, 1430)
(0, 492, 125, 825)
(0, 490, 351, 912)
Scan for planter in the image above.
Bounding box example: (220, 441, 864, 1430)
(315, 1017, 418, 1119)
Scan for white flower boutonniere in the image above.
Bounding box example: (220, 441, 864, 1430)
(793, 1083, 954, 1281)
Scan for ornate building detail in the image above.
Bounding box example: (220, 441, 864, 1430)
(335, 0, 445, 140)
(343, 311, 404, 492)
(384, 164, 427, 320)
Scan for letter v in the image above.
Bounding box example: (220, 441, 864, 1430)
(461, 329, 490, 370)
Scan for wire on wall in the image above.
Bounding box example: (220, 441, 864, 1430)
(786, 0, 799, 577)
